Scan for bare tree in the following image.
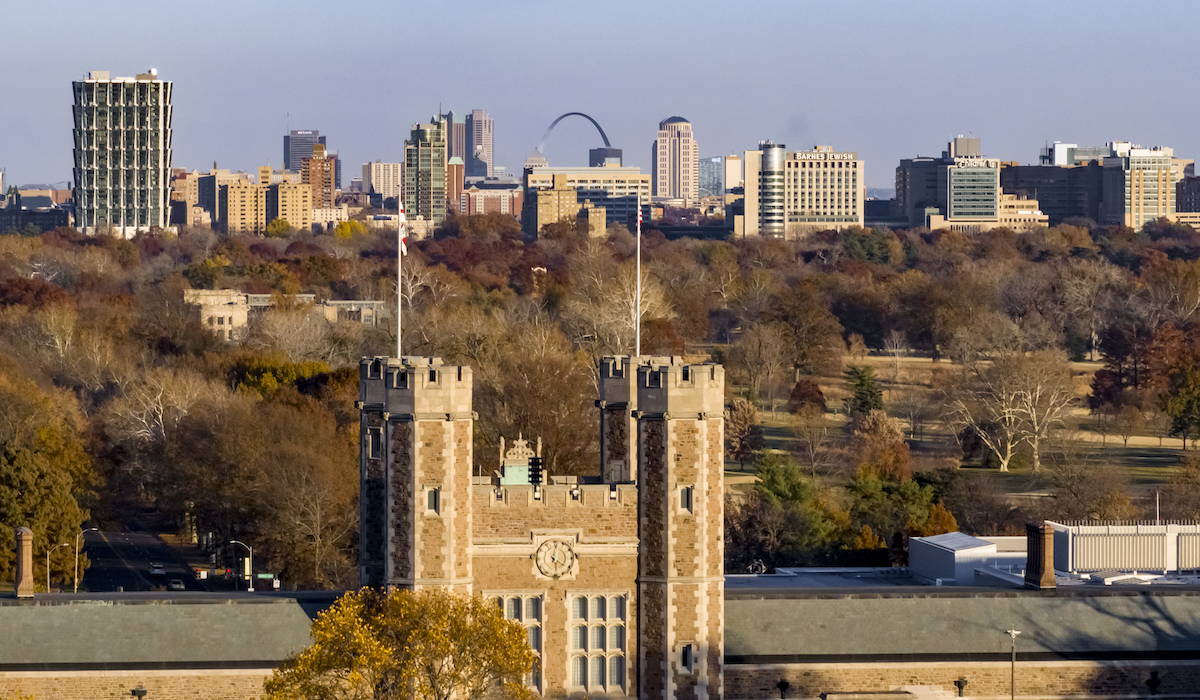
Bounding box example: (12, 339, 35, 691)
(1112, 405, 1145, 447)
(728, 322, 791, 410)
(790, 405, 830, 483)
(943, 366, 1024, 472)
(1006, 351, 1077, 473)
(883, 330, 906, 379)
(1059, 259, 1127, 361)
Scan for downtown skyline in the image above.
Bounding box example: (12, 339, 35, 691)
(3, 0, 1200, 189)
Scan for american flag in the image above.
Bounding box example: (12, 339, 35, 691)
(399, 205, 408, 255)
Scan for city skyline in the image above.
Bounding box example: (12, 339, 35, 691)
(3, 1, 1200, 190)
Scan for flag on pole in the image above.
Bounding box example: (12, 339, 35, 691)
(398, 205, 408, 256)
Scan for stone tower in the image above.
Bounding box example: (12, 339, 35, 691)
(598, 356, 673, 483)
(358, 357, 474, 591)
(635, 359, 725, 700)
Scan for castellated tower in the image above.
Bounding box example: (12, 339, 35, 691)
(635, 359, 725, 700)
(598, 355, 668, 483)
(358, 357, 474, 591)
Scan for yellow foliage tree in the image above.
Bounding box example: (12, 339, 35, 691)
(333, 220, 368, 240)
(264, 588, 536, 700)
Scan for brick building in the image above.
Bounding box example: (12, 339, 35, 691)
(358, 355, 726, 699)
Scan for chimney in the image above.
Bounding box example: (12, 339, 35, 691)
(14, 527, 34, 598)
(1024, 521, 1056, 590)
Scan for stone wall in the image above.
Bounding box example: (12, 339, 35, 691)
(472, 484, 638, 541)
(0, 670, 270, 700)
(725, 660, 1200, 699)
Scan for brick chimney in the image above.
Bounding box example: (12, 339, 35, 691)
(14, 527, 34, 598)
(1024, 521, 1056, 590)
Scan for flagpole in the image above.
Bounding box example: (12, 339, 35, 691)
(397, 206, 406, 359)
(635, 206, 642, 357)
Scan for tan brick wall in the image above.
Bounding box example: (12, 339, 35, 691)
(473, 555, 638, 698)
(726, 660, 1200, 698)
(0, 669, 269, 700)
(472, 485, 638, 540)
(453, 419, 472, 583)
(415, 420, 449, 581)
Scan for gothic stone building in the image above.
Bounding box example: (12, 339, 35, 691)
(358, 355, 725, 699)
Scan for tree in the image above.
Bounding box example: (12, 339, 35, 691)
(1112, 404, 1145, 447)
(1006, 351, 1077, 472)
(843, 366, 883, 418)
(883, 330, 906, 380)
(725, 398, 762, 468)
(264, 588, 535, 700)
(1060, 259, 1126, 360)
(266, 219, 293, 238)
(728, 322, 790, 410)
(1161, 455, 1200, 520)
(786, 379, 826, 414)
(771, 283, 844, 376)
(790, 405, 830, 483)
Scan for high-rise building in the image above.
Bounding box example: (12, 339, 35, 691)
(1101, 142, 1185, 228)
(698, 157, 724, 198)
(466, 109, 494, 177)
(522, 166, 651, 235)
(740, 144, 865, 238)
(284, 130, 325, 172)
(589, 148, 623, 167)
(218, 180, 266, 234)
(724, 154, 743, 192)
(404, 117, 448, 224)
(266, 181, 312, 232)
(72, 69, 173, 235)
(302, 143, 335, 210)
(443, 111, 468, 162)
(447, 157, 465, 216)
(652, 117, 699, 203)
(362, 161, 402, 199)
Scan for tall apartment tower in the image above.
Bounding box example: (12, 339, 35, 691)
(404, 117, 449, 224)
(302, 143, 335, 210)
(652, 117, 699, 203)
(363, 161, 402, 199)
(358, 357, 474, 591)
(72, 69, 173, 235)
(284, 130, 325, 172)
(634, 359, 725, 700)
(466, 109, 494, 178)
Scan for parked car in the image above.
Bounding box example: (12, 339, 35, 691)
(168, 579, 185, 591)
(149, 563, 166, 578)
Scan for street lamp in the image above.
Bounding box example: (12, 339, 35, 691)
(230, 540, 254, 592)
(74, 527, 99, 593)
(46, 542, 70, 592)
(1006, 629, 1021, 700)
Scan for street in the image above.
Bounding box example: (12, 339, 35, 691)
(79, 530, 207, 592)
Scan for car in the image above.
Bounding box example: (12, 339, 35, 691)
(149, 563, 166, 578)
(168, 579, 185, 591)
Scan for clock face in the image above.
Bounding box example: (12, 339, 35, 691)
(534, 539, 576, 578)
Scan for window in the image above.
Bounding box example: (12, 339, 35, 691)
(681, 643, 694, 673)
(499, 594, 543, 692)
(426, 488, 440, 514)
(680, 486, 695, 513)
(570, 594, 627, 693)
(368, 428, 382, 459)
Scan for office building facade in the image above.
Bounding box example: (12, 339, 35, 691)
(363, 161, 402, 199)
(404, 118, 449, 224)
(466, 109, 494, 178)
(1101, 142, 1179, 228)
(72, 69, 173, 235)
(652, 117, 699, 203)
(284, 130, 325, 172)
(698, 157, 724, 198)
(522, 166, 651, 235)
(739, 145, 864, 238)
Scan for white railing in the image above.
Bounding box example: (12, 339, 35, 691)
(1049, 521, 1200, 573)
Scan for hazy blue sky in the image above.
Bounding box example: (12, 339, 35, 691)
(4, 0, 1199, 190)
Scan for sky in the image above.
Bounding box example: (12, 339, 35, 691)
(3, 0, 1200, 191)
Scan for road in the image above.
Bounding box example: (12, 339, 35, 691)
(79, 530, 207, 593)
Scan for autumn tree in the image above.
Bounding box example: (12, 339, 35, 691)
(264, 587, 535, 700)
(725, 398, 762, 468)
(728, 321, 791, 409)
(790, 405, 831, 483)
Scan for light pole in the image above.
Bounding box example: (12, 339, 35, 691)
(230, 540, 254, 592)
(1006, 628, 1021, 700)
(46, 542, 69, 592)
(74, 527, 98, 593)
